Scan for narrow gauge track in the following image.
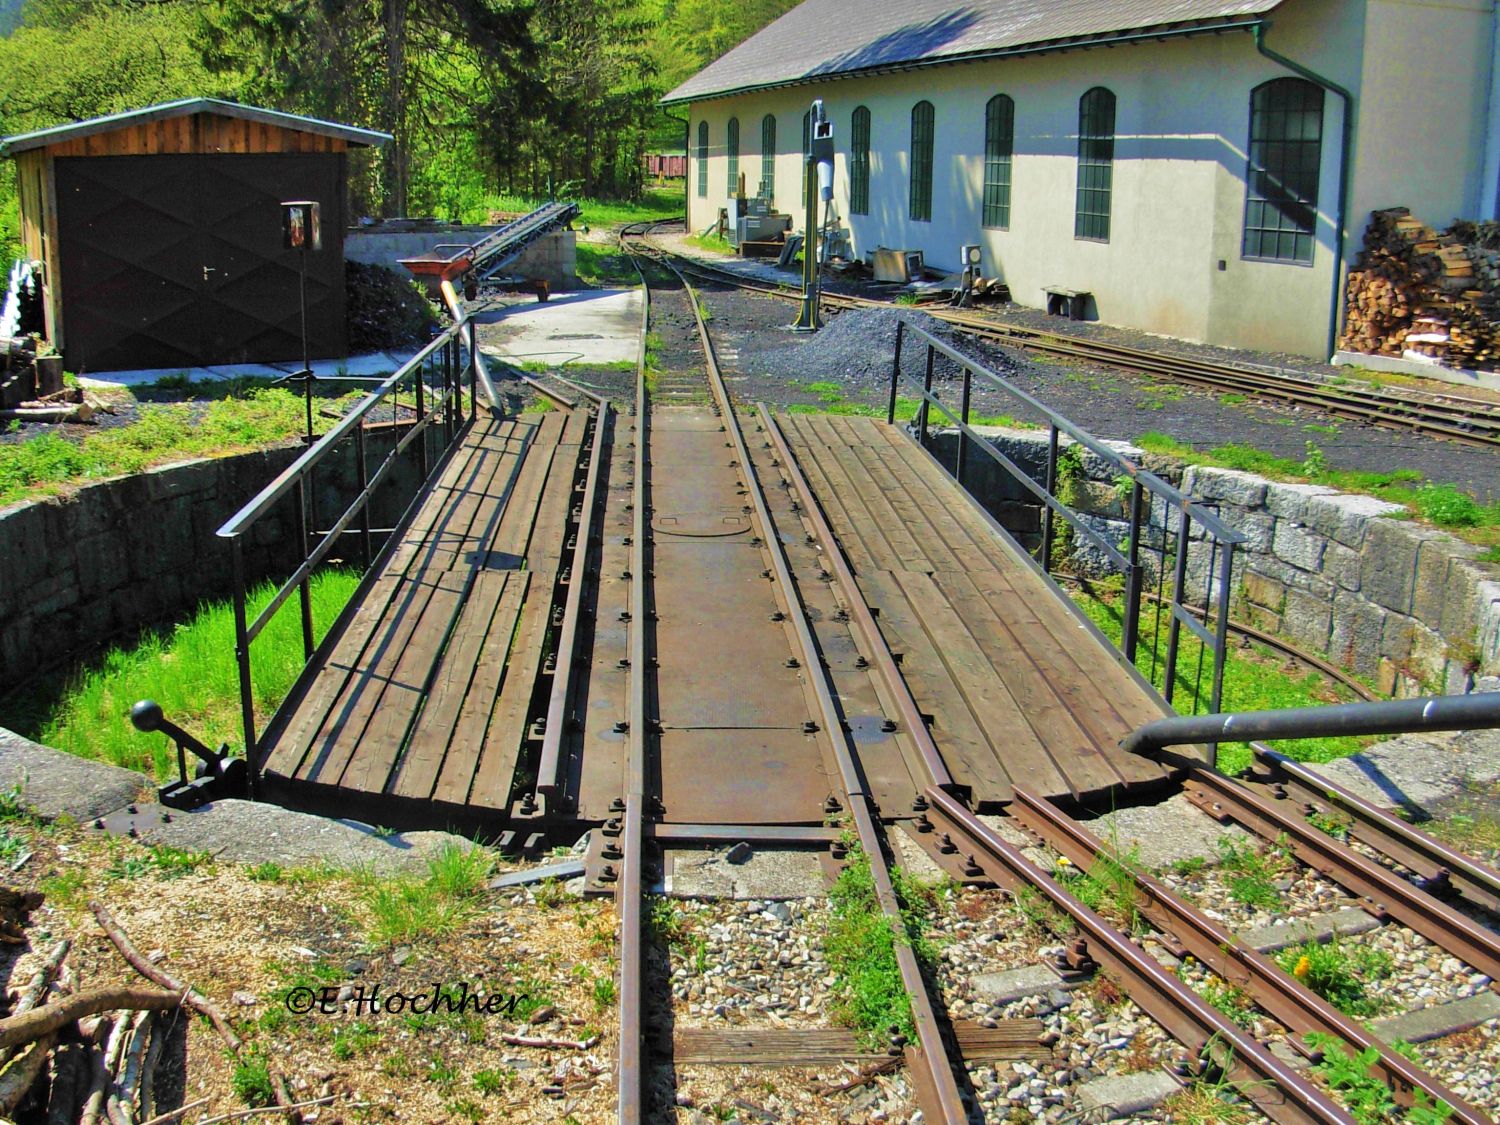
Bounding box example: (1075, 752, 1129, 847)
(647, 236, 1500, 452)
(611, 224, 970, 1123)
(603, 222, 1500, 1124)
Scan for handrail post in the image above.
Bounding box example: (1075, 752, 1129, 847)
(415, 354, 429, 481)
(293, 479, 315, 660)
(918, 344, 934, 446)
(354, 421, 372, 570)
(230, 538, 259, 799)
(1122, 481, 1145, 663)
(468, 320, 478, 423)
(1211, 539, 1236, 722)
(888, 320, 903, 424)
(956, 364, 972, 485)
(1164, 508, 1191, 706)
(1041, 424, 1059, 573)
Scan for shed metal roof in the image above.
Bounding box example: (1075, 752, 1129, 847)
(661, 0, 1283, 105)
(0, 98, 391, 156)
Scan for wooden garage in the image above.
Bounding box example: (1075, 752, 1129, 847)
(2, 99, 389, 373)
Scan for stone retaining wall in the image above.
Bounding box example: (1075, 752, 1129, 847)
(932, 426, 1500, 694)
(0, 429, 430, 688)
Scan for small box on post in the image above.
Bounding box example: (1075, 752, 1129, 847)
(281, 200, 322, 251)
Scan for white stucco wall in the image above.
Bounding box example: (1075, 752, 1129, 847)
(679, 0, 1496, 359)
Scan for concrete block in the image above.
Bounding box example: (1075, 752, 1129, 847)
(1412, 540, 1463, 628)
(1243, 602, 1283, 634)
(1191, 467, 1267, 508)
(1075, 480, 1125, 519)
(972, 964, 1074, 1004)
(1303, 492, 1406, 548)
(1370, 992, 1500, 1045)
(1329, 590, 1387, 676)
(1242, 555, 1334, 598)
(1240, 907, 1380, 953)
(1077, 1071, 1180, 1119)
(1322, 541, 1361, 591)
(1362, 520, 1445, 615)
(1439, 560, 1491, 642)
(1272, 520, 1326, 572)
(144, 458, 218, 501)
(1478, 582, 1500, 676)
(1283, 587, 1333, 654)
(0, 727, 149, 821)
(1263, 480, 1337, 521)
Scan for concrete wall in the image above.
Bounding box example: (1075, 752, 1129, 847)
(346, 226, 578, 290)
(0, 430, 432, 689)
(937, 425, 1500, 696)
(682, 0, 1496, 358)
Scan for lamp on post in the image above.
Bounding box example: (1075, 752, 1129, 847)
(279, 200, 323, 443)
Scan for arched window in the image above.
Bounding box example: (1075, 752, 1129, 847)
(983, 94, 1014, 229)
(1075, 87, 1114, 241)
(850, 106, 871, 216)
(909, 100, 934, 222)
(1243, 78, 1324, 263)
(696, 120, 708, 199)
(760, 115, 776, 203)
(726, 117, 740, 197)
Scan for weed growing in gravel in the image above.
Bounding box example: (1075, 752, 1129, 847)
(1277, 939, 1392, 1018)
(1009, 884, 1072, 935)
(1307, 810, 1352, 842)
(1171, 855, 1208, 877)
(591, 975, 617, 1011)
(247, 861, 285, 883)
(106, 843, 211, 881)
(231, 1052, 276, 1107)
(1192, 975, 1257, 1028)
(1215, 835, 1288, 910)
(472, 1066, 516, 1095)
(363, 842, 493, 945)
(330, 1021, 381, 1060)
(825, 843, 933, 1045)
(1159, 1077, 1256, 1124)
(1305, 1033, 1453, 1123)
(37, 868, 88, 910)
(1056, 847, 1144, 933)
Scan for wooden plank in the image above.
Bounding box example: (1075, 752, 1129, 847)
(485, 412, 566, 565)
(856, 570, 1010, 799)
(267, 420, 528, 780)
(790, 415, 920, 573)
(779, 414, 881, 575)
(392, 569, 527, 802)
(672, 1021, 1043, 1066)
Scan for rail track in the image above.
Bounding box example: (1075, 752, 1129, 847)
(599, 222, 1500, 1124)
(645, 234, 1500, 452)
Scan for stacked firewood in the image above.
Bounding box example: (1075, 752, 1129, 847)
(1340, 207, 1500, 370)
(0, 896, 307, 1125)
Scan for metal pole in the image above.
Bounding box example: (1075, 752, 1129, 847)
(918, 344, 934, 447)
(468, 321, 478, 423)
(956, 365, 972, 485)
(354, 422, 372, 570)
(1211, 541, 1236, 720)
(1122, 481, 1145, 663)
(298, 247, 313, 445)
(230, 539, 259, 800)
(1041, 425, 1059, 573)
(1163, 509, 1191, 706)
(1123, 691, 1500, 758)
(888, 320, 903, 424)
(415, 354, 429, 481)
(293, 480, 315, 660)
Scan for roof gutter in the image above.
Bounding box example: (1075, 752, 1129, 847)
(1252, 21, 1355, 361)
(660, 16, 1267, 107)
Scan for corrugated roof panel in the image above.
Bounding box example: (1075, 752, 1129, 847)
(662, 0, 1283, 104)
(0, 98, 391, 156)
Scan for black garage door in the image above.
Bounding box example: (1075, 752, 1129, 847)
(56, 153, 347, 372)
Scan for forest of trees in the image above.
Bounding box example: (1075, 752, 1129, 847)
(0, 0, 799, 259)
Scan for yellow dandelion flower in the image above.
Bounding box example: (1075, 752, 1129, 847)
(1056, 856, 1072, 867)
(1293, 954, 1312, 980)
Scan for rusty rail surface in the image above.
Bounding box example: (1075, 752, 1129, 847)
(1252, 744, 1500, 915)
(649, 238, 1500, 451)
(1007, 785, 1489, 1123)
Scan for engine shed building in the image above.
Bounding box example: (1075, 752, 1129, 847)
(662, 0, 1500, 359)
(2, 99, 389, 372)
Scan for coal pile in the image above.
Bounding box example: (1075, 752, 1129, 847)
(737, 306, 1019, 390)
(346, 261, 440, 352)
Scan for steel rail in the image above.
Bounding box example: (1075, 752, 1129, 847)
(643, 240, 971, 1125)
(615, 228, 652, 1125)
(536, 385, 611, 798)
(649, 241, 1500, 450)
(922, 787, 1354, 1125)
(1252, 744, 1500, 914)
(1175, 760, 1500, 981)
(1007, 784, 1489, 1124)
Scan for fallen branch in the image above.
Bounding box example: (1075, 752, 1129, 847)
(13, 940, 70, 1018)
(0, 987, 180, 1051)
(500, 1033, 600, 1051)
(90, 902, 242, 1055)
(108, 1011, 151, 1125)
(818, 1055, 902, 1095)
(0, 1030, 58, 1113)
(151, 1095, 339, 1125)
(80, 1017, 125, 1125)
(45, 1041, 88, 1125)
(134, 1096, 208, 1125)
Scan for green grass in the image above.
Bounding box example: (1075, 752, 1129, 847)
(362, 842, 494, 946)
(685, 232, 732, 255)
(1134, 431, 1500, 548)
(0, 568, 360, 778)
(824, 843, 936, 1046)
(0, 388, 352, 509)
(1304, 1034, 1454, 1123)
(468, 189, 681, 229)
(1070, 591, 1371, 775)
(785, 382, 1036, 429)
(1277, 938, 1392, 1018)
(1056, 848, 1143, 932)
(1215, 835, 1289, 910)
(574, 242, 638, 286)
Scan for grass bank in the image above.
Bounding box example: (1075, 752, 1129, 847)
(787, 380, 1037, 428)
(1135, 431, 1500, 557)
(465, 189, 681, 228)
(1070, 587, 1371, 775)
(0, 568, 360, 778)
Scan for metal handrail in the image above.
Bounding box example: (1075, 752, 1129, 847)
(889, 319, 1244, 717)
(217, 319, 479, 794)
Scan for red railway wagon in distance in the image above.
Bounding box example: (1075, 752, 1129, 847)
(645, 153, 686, 179)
